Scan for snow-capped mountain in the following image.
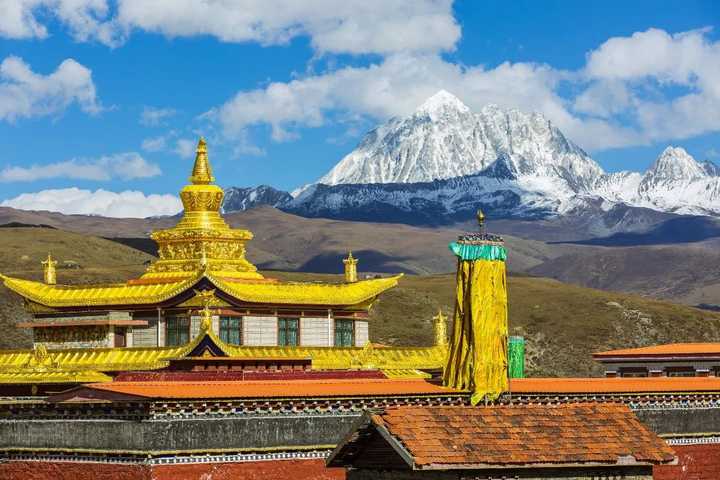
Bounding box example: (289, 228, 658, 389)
(228, 91, 720, 222)
(318, 90, 602, 191)
(222, 185, 292, 212)
(607, 147, 720, 215)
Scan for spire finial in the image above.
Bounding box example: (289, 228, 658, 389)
(41, 252, 57, 285)
(343, 251, 358, 283)
(433, 308, 448, 347)
(189, 137, 215, 185)
(476, 209, 485, 230)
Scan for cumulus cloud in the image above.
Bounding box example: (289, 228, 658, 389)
(140, 106, 176, 126)
(206, 27, 720, 153)
(208, 53, 633, 151)
(578, 28, 720, 144)
(174, 138, 196, 159)
(141, 136, 166, 152)
(1, 0, 459, 54)
(0, 0, 119, 45)
(0, 55, 101, 121)
(0, 152, 161, 182)
(1, 187, 182, 218)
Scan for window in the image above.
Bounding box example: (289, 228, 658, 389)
(335, 319, 354, 347)
(278, 318, 299, 346)
(666, 367, 695, 377)
(166, 315, 190, 346)
(220, 316, 242, 345)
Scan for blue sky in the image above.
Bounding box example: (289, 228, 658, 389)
(0, 0, 718, 217)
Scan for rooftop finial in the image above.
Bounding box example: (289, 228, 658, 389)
(476, 209, 485, 231)
(433, 309, 448, 347)
(343, 251, 358, 283)
(41, 253, 57, 285)
(189, 137, 215, 185)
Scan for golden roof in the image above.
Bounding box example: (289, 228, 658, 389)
(0, 270, 401, 308)
(0, 329, 446, 383)
(0, 137, 401, 309)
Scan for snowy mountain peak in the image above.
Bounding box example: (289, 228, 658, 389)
(416, 89, 470, 116)
(316, 91, 602, 189)
(646, 146, 707, 181)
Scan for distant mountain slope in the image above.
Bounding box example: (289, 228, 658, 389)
(222, 185, 292, 212)
(1, 205, 720, 307)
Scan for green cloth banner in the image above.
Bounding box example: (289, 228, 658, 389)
(449, 242, 507, 262)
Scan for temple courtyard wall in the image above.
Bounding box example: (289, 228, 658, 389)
(1, 404, 719, 479)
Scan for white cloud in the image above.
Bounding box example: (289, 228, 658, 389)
(207, 27, 720, 153)
(1, 0, 459, 54)
(1, 187, 182, 218)
(0, 0, 119, 45)
(0, 55, 101, 121)
(174, 138, 195, 159)
(141, 136, 166, 152)
(579, 28, 720, 144)
(209, 53, 632, 151)
(140, 106, 176, 126)
(0, 152, 161, 182)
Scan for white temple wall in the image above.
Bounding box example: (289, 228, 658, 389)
(355, 320, 369, 347)
(300, 317, 331, 346)
(243, 316, 278, 346)
(132, 317, 158, 347)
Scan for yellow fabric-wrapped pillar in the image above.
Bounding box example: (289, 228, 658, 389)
(443, 233, 508, 405)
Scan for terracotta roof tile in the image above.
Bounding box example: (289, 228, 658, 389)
(373, 404, 675, 468)
(594, 343, 720, 358)
(510, 376, 720, 394)
(85, 378, 459, 399)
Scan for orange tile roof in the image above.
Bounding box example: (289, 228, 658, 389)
(594, 343, 720, 358)
(510, 376, 720, 394)
(370, 404, 675, 467)
(85, 378, 460, 399)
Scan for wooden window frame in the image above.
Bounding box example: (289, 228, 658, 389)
(278, 317, 300, 346)
(165, 315, 190, 346)
(334, 319, 355, 347)
(219, 316, 243, 345)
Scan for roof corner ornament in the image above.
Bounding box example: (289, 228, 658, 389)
(433, 309, 448, 347)
(41, 253, 58, 285)
(343, 251, 358, 283)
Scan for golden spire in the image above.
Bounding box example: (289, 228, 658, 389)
(343, 251, 358, 283)
(189, 137, 215, 184)
(143, 137, 262, 281)
(41, 253, 57, 285)
(433, 309, 448, 347)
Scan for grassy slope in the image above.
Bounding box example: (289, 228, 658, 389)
(2, 227, 720, 377)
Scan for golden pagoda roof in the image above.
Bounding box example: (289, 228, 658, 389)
(0, 270, 402, 308)
(0, 137, 402, 309)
